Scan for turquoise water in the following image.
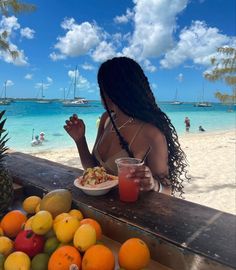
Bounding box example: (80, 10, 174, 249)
(2, 100, 235, 153)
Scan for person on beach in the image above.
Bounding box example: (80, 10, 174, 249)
(39, 132, 45, 141)
(199, 126, 205, 132)
(64, 57, 189, 196)
(184, 117, 190, 132)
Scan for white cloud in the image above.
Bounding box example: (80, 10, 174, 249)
(92, 41, 116, 62)
(143, 59, 156, 72)
(177, 73, 183, 82)
(114, 8, 134, 24)
(47, 77, 53, 83)
(160, 21, 235, 68)
(50, 18, 101, 60)
(81, 62, 95, 70)
(35, 82, 50, 90)
(25, 73, 33, 80)
(5, 80, 14, 87)
(0, 16, 20, 32)
(0, 16, 29, 65)
(49, 52, 66, 61)
(20, 27, 35, 39)
(122, 0, 188, 60)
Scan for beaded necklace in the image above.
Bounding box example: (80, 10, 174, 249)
(111, 117, 134, 132)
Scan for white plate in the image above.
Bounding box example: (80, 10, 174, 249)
(74, 176, 118, 196)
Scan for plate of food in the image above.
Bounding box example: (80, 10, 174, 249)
(74, 166, 118, 196)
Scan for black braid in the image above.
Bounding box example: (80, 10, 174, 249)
(98, 57, 190, 196)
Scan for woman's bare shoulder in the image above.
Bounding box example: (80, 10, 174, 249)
(143, 123, 166, 143)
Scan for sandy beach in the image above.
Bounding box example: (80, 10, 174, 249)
(29, 129, 236, 215)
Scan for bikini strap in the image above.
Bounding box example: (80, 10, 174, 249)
(129, 123, 146, 148)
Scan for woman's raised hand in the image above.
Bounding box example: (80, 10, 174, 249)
(64, 114, 85, 143)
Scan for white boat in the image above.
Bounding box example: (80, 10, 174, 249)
(63, 98, 89, 107)
(170, 88, 183, 105)
(194, 82, 212, 107)
(36, 81, 52, 104)
(62, 66, 89, 107)
(0, 81, 11, 105)
(194, 102, 212, 107)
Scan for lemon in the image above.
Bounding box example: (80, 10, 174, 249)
(31, 210, 53, 235)
(0, 236, 14, 256)
(23, 196, 41, 214)
(23, 215, 34, 230)
(69, 209, 84, 221)
(56, 216, 80, 243)
(4, 251, 30, 270)
(31, 253, 49, 270)
(43, 236, 60, 255)
(73, 224, 96, 252)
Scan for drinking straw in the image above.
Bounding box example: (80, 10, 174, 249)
(141, 146, 152, 163)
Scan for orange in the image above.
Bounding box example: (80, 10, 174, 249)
(118, 238, 150, 270)
(80, 218, 102, 240)
(82, 244, 115, 270)
(48, 245, 81, 270)
(1, 210, 27, 238)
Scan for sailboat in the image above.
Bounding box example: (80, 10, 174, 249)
(194, 82, 212, 107)
(170, 88, 183, 105)
(36, 81, 52, 104)
(63, 66, 89, 107)
(0, 81, 11, 105)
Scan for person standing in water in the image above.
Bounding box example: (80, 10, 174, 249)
(184, 117, 190, 132)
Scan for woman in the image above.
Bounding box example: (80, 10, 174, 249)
(64, 57, 188, 195)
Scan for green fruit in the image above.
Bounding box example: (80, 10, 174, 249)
(40, 189, 72, 218)
(0, 254, 5, 270)
(43, 237, 60, 255)
(45, 228, 56, 239)
(31, 253, 49, 270)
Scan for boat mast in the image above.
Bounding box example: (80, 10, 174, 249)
(4, 81, 7, 100)
(41, 81, 44, 99)
(74, 66, 78, 99)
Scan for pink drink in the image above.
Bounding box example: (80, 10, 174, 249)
(115, 158, 143, 202)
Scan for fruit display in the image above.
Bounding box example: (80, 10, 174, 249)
(0, 190, 152, 270)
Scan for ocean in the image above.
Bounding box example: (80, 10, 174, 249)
(1, 100, 235, 153)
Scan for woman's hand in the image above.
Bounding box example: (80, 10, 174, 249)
(127, 165, 158, 192)
(64, 114, 85, 143)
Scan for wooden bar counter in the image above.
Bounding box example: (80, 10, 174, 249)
(5, 152, 236, 270)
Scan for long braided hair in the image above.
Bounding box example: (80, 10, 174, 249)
(97, 57, 189, 195)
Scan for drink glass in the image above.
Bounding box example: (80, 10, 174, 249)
(115, 157, 143, 202)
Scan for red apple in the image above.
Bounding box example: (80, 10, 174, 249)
(14, 230, 45, 258)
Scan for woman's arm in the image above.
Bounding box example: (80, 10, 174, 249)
(127, 127, 171, 195)
(64, 114, 97, 169)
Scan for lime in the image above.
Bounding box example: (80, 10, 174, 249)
(31, 253, 49, 270)
(0, 254, 5, 270)
(43, 237, 60, 255)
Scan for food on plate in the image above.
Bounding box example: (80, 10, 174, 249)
(80, 167, 117, 187)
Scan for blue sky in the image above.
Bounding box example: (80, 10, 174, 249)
(0, 0, 235, 101)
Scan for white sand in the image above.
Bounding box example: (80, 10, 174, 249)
(29, 129, 236, 215)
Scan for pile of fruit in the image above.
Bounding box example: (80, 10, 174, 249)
(0, 189, 151, 270)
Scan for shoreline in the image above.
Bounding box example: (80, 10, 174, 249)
(9, 129, 236, 215)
